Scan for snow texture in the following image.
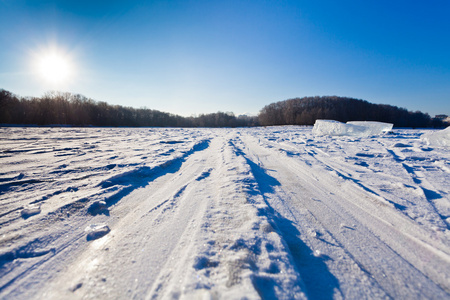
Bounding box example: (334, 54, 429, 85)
(20, 205, 41, 219)
(313, 119, 393, 137)
(347, 121, 393, 135)
(422, 126, 450, 146)
(0, 126, 449, 299)
(85, 224, 111, 241)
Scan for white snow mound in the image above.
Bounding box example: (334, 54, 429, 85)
(20, 206, 41, 218)
(312, 120, 393, 137)
(347, 121, 393, 135)
(421, 126, 450, 146)
(312, 120, 365, 136)
(85, 224, 111, 241)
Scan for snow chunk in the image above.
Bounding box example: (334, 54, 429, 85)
(312, 120, 367, 137)
(20, 205, 41, 219)
(422, 127, 450, 146)
(87, 200, 108, 215)
(85, 224, 110, 241)
(312, 120, 393, 137)
(347, 121, 393, 135)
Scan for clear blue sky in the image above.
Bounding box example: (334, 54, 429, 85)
(1, 0, 449, 117)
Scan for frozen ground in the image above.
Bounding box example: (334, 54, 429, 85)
(0, 126, 449, 299)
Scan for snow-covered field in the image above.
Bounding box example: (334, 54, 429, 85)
(1, 126, 449, 299)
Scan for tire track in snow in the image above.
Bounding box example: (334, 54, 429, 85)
(2, 128, 449, 299)
(36, 136, 216, 299)
(228, 138, 349, 299)
(0, 138, 212, 299)
(387, 148, 450, 229)
(254, 128, 448, 218)
(238, 133, 450, 299)
(147, 134, 307, 299)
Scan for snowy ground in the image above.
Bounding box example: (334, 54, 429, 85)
(0, 126, 449, 299)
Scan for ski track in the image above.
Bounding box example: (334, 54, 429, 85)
(0, 126, 449, 299)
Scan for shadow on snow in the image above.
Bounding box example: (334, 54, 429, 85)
(233, 142, 341, 300)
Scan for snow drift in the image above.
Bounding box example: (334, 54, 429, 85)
(312, 120, 393, 137)
(422, 126, 450, 146)
(0, 127, 449, 299)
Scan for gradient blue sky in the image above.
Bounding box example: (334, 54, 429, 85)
(1, 0, 449, 116)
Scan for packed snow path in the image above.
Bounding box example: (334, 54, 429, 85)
(1, 127, 449, 299)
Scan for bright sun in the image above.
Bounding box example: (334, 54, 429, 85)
(36, 50, 73, 85)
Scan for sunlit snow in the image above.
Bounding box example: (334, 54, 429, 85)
(312, 120, 393, 137)
(422, 126, 450, 147)
(0, 126, 449, 299)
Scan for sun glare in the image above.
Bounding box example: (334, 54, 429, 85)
(34, 49, 74, 85)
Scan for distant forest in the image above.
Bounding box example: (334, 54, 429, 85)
(0, 89, 446, 128)
(259, 96, 446, 128)
(0, 89, 258, 127)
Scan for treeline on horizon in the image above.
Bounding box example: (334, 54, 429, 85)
(0, 89, 258, 127)
(0, 89, 446, 128)
(259, 96, 446, 128)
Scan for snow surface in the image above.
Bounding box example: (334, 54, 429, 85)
(347, 121, 393, 135)
(313, 120, 393, 137)
(422, 126, 450, 147)
(0, 126, 449, 299)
